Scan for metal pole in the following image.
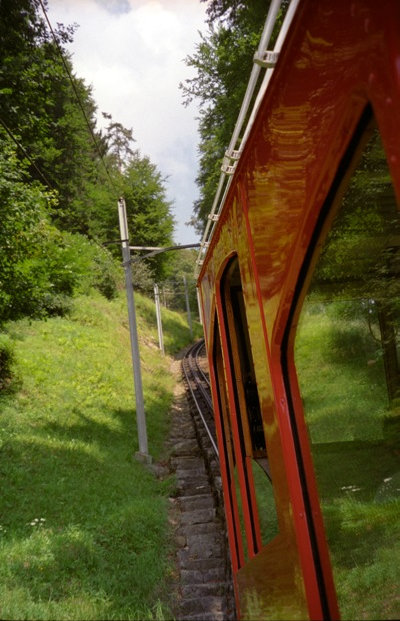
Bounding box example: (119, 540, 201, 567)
(118, 197, 150, 463)
(183, 275, 193, 338)
(196, 287, 203, 325)
(154, 283, 165, 355)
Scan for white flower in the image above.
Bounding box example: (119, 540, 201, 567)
(29, 517, 46, 527)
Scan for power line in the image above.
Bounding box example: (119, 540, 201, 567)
(130, 243, 201, 263)
(0, 115, 55, 190)
(0, 114, 126, 253)
(38, 0, 118, 193)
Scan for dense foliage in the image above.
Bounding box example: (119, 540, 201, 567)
(0, 0, 175, 325)
(181, 0, 273, 233)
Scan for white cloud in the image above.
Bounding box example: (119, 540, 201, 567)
(48, 0, 206, 243)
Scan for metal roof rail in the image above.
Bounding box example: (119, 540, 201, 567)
(196, 0, 300, 275)
(253, 49, 280, 68)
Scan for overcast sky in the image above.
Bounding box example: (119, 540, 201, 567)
(47, 0, 208, 244)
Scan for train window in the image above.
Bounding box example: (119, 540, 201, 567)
(293, 122, 400, 619)
(220, 257, 279, 552)
(213, 322, 247, 567)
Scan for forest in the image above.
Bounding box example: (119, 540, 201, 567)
(0, 0, 179, 326)
(0, 0, 269, 322)
(0, 0, 268, 375)
(0, 3, 213, 617)
(1, 2, 399, 619)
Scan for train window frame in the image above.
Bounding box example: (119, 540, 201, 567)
(216, 255, 279, 558)
(281, 102, 400, 618)
(211, 317, 246, 570)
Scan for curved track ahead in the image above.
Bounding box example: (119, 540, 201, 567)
(181, 340, 219, 458)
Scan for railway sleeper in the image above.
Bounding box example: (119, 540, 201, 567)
(177, 351, 235, 620)
(167, 350, 235, 620)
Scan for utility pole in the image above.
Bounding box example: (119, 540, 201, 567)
(196, 288, 203, 325)
(183, 275, 193, 338)
(118, 197, 151, 464)
(154, 283, 164, 355)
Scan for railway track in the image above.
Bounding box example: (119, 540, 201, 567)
(168, 340, 235, 621)
(181, 339, 219, 459)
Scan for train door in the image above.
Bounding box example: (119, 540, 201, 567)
(211, 256, 310, 619)
(285, 111, 400, 619)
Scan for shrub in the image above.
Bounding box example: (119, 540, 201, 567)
(62, 233, 122, 300)
(89, 244, 122, 300)
(0, 333, 15, 390)
(131, 260, 154, 294)
(0, 131, 122, 321)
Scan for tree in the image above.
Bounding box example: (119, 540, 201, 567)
(0, 0, 106, 235)
(0, 0, 72, 179)
(49, 71, 106, 234)
(0, 128, 120, 321)
(121, 153, 175, 280)
(0, 1, 176, 314)
(0, 128, 64, 320)
(103, 115, 136, 173)
(160, 249, 199, 317)
(180, 1, 274, 233)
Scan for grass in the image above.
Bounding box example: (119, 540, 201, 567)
(251, 460, 279, 547)
(0, 290, 200, 620)
(295, 303, 400, 619)
(295, 310, 387, 442)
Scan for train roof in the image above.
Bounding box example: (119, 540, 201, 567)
(195, 0, 301, 275)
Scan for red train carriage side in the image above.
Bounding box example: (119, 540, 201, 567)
(197, 1, 400, 619)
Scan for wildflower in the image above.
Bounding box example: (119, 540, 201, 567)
(29, 517, 46, 527)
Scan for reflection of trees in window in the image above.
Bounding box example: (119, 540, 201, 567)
(310, 126, 400, 404)
(294, 119, 400, 620)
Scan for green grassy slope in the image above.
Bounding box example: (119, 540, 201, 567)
(0, 291, 200, 620)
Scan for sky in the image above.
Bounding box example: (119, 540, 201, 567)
(47, 0, 208, 245)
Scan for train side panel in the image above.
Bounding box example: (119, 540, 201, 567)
(199, 1, 400, 619)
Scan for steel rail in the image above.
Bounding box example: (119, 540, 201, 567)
(183, 341, 214, 417)
(189, 341, 213, 410)
(194, 340, 211, 389)
(182, 341, 219, 457)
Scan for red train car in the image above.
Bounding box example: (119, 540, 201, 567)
(197, 1, 400, 619)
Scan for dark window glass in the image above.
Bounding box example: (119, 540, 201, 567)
(220, 258, 279, 552)
(213, 324, 247, 565)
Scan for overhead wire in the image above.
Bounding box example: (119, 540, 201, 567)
(6, 2, 191, 254)
(0, 115, 56, 190)
(38, 0, 119, 194)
